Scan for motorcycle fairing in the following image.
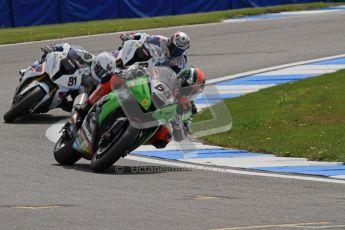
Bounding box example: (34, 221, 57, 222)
(125, 75, 152, 110)
(45, 43, 71, 77)
(73, 125, 94, 157)
(98, 91, 121, 126)
(72, 92, 121, 156)
(45, 52, 65, 78)
(119, 33, 149, 66)
(14, 43, 79, 112)
(71, 66, 178, 156)
(71, 77, 153, 156)
(15, 62, 46, 97)
(152, 104, 178, 124)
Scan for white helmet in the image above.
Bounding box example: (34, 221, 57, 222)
(91, 51, 116, 82)
(168, 31, 190, 57)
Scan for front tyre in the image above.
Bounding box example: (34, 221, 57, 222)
(54, 133, 81, 165)
(91, 125, 140, 173)
(3, 86, 46, 122)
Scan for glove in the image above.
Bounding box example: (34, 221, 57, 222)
(177, 96, 192, 115)
(120, 32, 133, 41)
(41, 45, 53, 54)
(40, 45, 54, 62)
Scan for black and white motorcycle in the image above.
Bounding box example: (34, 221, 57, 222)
(4, 43, 90, 122)
(114, 33, 165, 69)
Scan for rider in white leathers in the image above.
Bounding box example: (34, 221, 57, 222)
(117, 31, 190, 74)
(115, 31, 197, 116)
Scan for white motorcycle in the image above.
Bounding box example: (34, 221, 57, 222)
(115, 33, 165, 69)
(4, 43, 90, 122)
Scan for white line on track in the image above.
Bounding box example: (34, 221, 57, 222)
(183, 156, 341, 168)
(0, 21, 224, 48)
(207, 54, 345, 84)
(223, 7, 345, 23)
(293, 225, 345, 229)
(127, 155, 345, 185)
(2, 7, 344, 48)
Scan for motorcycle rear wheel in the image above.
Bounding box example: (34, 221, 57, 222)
(3, 86, 46, 122)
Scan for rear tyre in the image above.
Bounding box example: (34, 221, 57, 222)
(3, 86, 46, 122)
(54, 133, 81, 165)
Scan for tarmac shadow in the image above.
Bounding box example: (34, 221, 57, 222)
(4, 114, 68, 124)
(53, 163, 191, 175)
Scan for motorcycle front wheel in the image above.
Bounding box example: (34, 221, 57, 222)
(3, 86, 46, 122)
(90, 112, 140, 173)
(54, 132, 81, 165)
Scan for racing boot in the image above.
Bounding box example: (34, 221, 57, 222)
(147, 126, 172, 149)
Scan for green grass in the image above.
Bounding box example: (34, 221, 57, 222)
(0, 2, 343, 45)
(194, 70, 345, 162)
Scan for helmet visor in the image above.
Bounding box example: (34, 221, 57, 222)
(94, 61, 108, 78)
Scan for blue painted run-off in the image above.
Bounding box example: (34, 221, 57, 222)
(308, 57, 345, 65)
(253, 165, 345, 177)
(232, 6, 345, 21)
(134, 56, 345, 177)
(216, 74, 316, 85)
(196, 93, 243, 100)
(133, 149, 267, 160)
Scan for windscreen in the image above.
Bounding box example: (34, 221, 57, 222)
(147, 66, 178, 108)
(143, 42, 163, 59)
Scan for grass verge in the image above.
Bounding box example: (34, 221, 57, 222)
(194, 70, 345, 162)
(0, 2, 343, 45)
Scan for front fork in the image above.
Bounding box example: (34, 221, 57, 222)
(70, 93, 89, 127)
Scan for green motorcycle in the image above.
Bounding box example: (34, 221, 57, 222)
(53, 66, 184, 172)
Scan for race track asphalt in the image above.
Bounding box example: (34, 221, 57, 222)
(1, 11, 345, 230)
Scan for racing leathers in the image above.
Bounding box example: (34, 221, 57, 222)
(40, 43, 98, 111)
(117, 32, 197, 119)
(75, 67, 197, 148)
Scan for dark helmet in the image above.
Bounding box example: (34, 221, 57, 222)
(167, 31, 190, 58)
(178, 67, 205, 98)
